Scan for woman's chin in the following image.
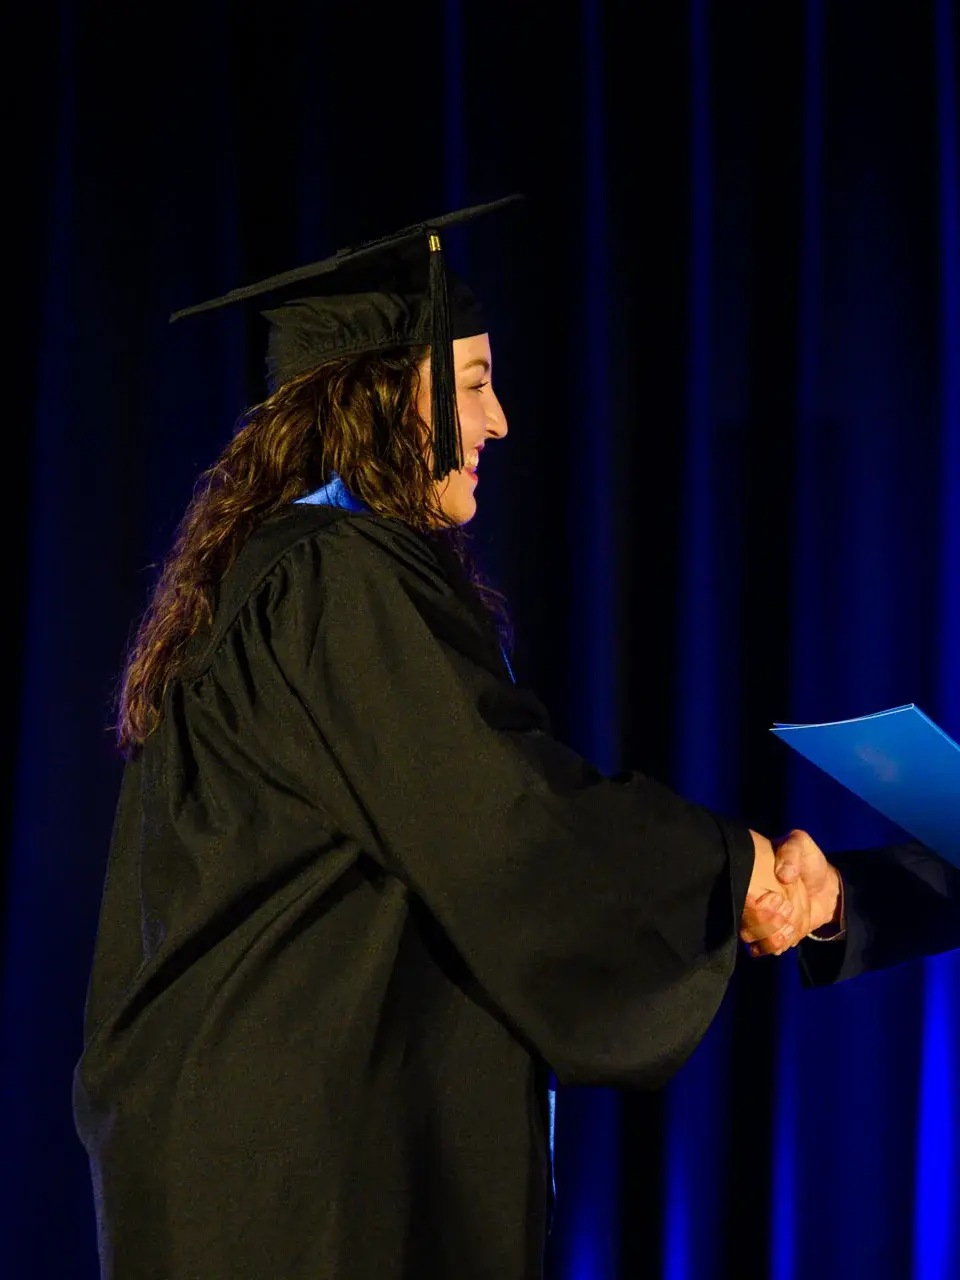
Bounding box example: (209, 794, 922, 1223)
(450, 496, 478, 526)
(439, 478, 478, 526)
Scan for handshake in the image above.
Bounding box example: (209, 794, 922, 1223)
(740, 829, 844, 956)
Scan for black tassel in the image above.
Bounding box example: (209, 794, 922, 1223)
(428, 233, 463, 480)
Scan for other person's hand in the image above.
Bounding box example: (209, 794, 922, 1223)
(740, 828, 843, 957)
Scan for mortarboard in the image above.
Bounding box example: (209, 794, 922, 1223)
(171, 195, 522, 479)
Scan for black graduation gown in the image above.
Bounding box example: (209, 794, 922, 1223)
(74, 506, 754, 1280)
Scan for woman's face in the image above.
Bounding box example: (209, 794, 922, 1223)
(418, 333, 508, 525)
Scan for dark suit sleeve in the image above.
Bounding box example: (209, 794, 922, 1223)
(800, 842, 960, 986)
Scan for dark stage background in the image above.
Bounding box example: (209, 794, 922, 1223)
(2, 1, 959, 1276)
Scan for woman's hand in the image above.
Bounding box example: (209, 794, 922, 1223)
(739, 829, 813, 956)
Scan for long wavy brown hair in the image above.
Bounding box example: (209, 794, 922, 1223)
(118, 346, 497, 754)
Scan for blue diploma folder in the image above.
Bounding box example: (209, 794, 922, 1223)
(771, 705, 960, 867)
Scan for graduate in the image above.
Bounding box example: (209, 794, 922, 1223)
(74, 198, 817, 1280)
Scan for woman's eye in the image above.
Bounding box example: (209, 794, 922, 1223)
(471, 380, 490, 392)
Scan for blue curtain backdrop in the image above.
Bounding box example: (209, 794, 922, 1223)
(2, 2, 958, 1277)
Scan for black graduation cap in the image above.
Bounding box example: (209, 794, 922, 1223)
(171, 194, 522, 479)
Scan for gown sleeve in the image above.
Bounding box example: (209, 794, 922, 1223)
(270, 519, 756, 1088)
